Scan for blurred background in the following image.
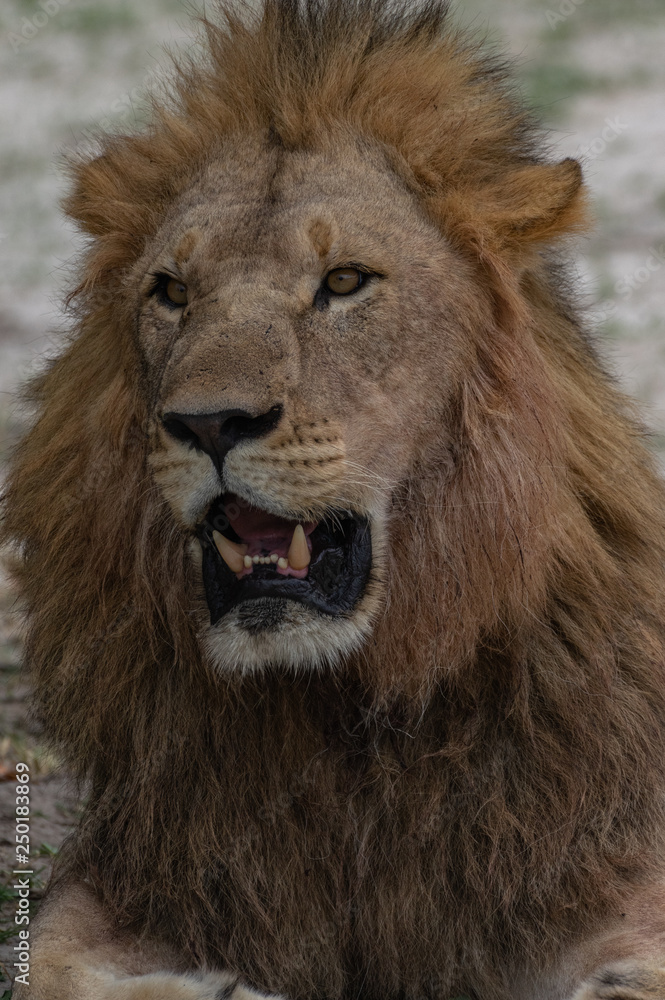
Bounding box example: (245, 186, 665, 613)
(1, 0, 664, 990)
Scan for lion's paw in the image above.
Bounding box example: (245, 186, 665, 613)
(100, 969, 282, 1000)
(572, 962, 665, 999)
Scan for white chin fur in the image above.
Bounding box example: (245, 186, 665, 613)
(200, 599, 374, 676)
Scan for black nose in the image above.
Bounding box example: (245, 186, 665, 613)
(161, 405, 283, 472)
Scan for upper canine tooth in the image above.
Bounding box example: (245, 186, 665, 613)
(212, 530, 247, 574)
(288, 524, 311, 571)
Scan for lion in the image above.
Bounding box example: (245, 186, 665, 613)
(6, 1, 665, 998)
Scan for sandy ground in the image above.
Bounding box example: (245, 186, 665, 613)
(1, 0, 664, 992)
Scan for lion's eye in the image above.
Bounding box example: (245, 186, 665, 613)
(325, 268, 363, 295)
(164, 278, 188, 306)
(150, 273, 189, 308)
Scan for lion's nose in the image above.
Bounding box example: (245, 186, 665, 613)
(161, 405, 283, 472)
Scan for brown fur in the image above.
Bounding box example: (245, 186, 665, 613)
(5, 3, 665, 999)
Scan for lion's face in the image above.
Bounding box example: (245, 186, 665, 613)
(134, 134, 479, 673)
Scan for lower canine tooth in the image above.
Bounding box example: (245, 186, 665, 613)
(212, 530, 247, 574)
(288, 524, 311, 571)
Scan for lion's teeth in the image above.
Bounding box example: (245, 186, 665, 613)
(212, 531, 247, 574)
(288, 524, 311, 571)
(215, 529, 310, 574)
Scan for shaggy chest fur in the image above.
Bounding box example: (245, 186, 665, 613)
(71, 667, 665, 1000)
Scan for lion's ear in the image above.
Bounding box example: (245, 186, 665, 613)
(428, 158, 587, 327)
(63, 147, 162, 286)
(65, 153, 126, 236)
(476, 158, 585, 247)
(433, 158, 586, 255)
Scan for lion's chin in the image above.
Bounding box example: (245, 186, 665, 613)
(200, 597, 376, 675)
(195, 493, 376, 674)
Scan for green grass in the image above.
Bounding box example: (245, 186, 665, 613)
(4, 0, 191, 40)
(561, 0, 665, 28)
(36, 843, 58, 858)
(522, 63, 613, 120)
(55, 3, 141, 35)
(532, 0, 665, 33)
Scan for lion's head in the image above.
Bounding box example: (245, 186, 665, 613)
(141, 136, 436, 673)
(9, 0, 592, 683)
(136, 131, 524, 674)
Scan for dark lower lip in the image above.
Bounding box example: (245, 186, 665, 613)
(197, 507, 372, 627)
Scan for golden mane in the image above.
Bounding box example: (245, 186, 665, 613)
(5, 3, 665, 998)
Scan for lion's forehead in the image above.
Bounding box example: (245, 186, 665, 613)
(157, 137, 434, 280)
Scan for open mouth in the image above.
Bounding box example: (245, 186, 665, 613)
(197, 493, 372, 626)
